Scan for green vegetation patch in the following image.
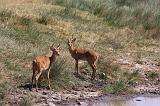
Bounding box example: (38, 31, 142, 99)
(103, 80, 128, 94)
(49, 0, 160, 38)
(0, 82, 10, 100)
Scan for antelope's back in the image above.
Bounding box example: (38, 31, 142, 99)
(74, 48, 97, 61)
(33, 56, 50, 70)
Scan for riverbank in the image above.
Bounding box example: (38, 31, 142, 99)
(2, 77, 160, 106)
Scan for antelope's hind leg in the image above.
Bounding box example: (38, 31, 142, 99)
(35, 71, 42, 91)
(89, 63, 96, 80)
(75, 60, 79, 75)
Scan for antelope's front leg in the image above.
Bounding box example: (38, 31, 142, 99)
(75, 60, 79, 75)
(47, 69, 51, 90)
(31, 72, 35, 90)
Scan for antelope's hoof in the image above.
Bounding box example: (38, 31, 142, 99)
(36, 89, 38, 92)
(30, 88, 33, 91)
(91, 77, 95, 80)
(48, 87, 51, 90)
(74, 72, 79, 76)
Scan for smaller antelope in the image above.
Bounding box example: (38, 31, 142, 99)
(68, 37, 98, 80)
(31, 44, 60, 91)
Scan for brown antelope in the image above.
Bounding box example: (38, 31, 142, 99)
(68, 37, 98, 80)
(31, 44, 60, 91)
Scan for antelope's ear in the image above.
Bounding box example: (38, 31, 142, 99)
(57, 44, 61, 50)
(50, 44, 54, 49)
(50, 46, 55, 51)
(72, 38, 76, 42)
(68, 38, 71, 42)
(57, 44, 60, 48)
(50, 46, 53, 51)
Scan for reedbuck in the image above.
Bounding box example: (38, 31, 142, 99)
(68, 38, 98, 80)
(31, 44, 60, 91)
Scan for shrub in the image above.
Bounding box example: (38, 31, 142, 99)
(50, 57, 68, 80)
(0, 82, 10, 100)
(37, 15, 51, 25)
(39, 57, 80, 89)
(0, 9, 13, 22)
(19, 16, 32, 26)
(145, 71, 159, 80)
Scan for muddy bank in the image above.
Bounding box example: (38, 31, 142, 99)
(3, 82, 160, 106)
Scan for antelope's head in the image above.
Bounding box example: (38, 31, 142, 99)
(50, 44, 61, 56)
(68, 38, 76, 49)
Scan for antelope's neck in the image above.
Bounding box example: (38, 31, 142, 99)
(69, 47, 76, 58)
(49, 53, 56, 65)
(69, 46, 75, 55)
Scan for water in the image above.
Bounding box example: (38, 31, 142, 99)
(91, 96, 160, 106)
(59, 96, 160, 106)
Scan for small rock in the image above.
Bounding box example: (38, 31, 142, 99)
(136, 99, 142, 101)
(52, 97, 60, 100)
(90, 89, 96, 92)
(76, 100, 81, 105)
(41, 96, 47, 100)
(42, 92, 47, 95)
(73, 91, 78, 95)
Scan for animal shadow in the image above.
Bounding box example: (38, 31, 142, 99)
(18, 82, 32, 91)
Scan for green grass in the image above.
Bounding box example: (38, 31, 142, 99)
(50, 57, 80, 89)
(19, 98, 31, 106)
(37, 14, 52, 25)
(0, 82, 10, 100)
(50, 57, 71, 80)
(4, 60, 21, 72)
(146, 71, 159, 80)
(123, 70, 143, 85)
(97, 59, 123, 81)
(0, 9, 14, 22)
(49, 0, 160, 39)
(18, 16, 32, 26)
(103, 80, 128, 94)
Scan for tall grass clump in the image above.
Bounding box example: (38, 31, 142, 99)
(37, 12, 52, 25)
(50, 57, 68, 79)
(19, 16, 32, 26)
(145, 71, 159, 80)
(49, 0, 97, 11)
(0, 82, 10, 100)
(0, 9, 14, 22)
(48, 57, 79, 89)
